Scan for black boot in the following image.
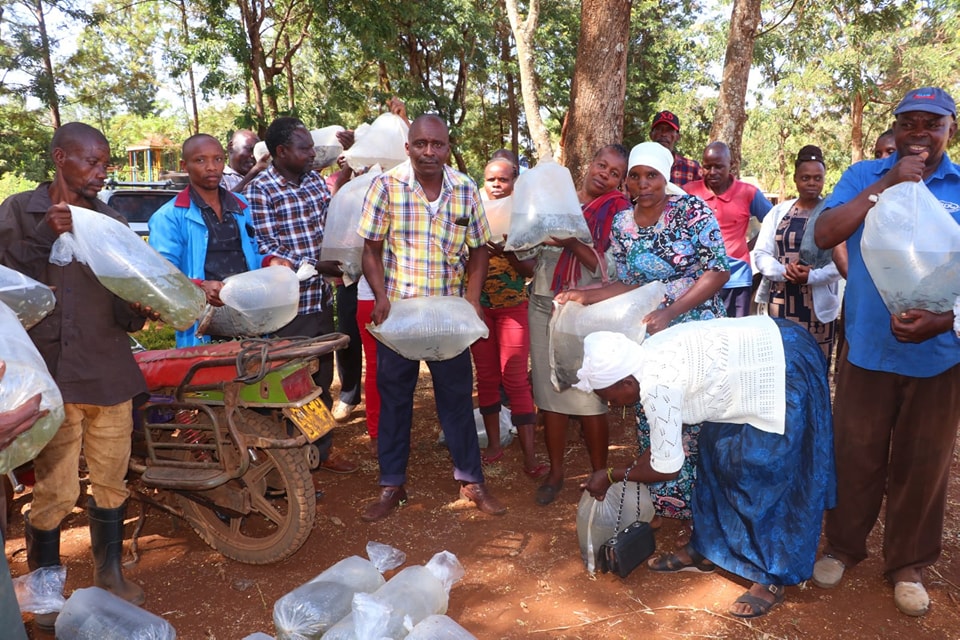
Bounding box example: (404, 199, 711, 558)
(24, 511, 61, 632)
(87, 498, 145, 605)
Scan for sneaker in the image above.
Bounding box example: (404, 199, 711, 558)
(894, 581, 930, 617)
(332, 401, 357, 422)
(811, 555, 845, 589)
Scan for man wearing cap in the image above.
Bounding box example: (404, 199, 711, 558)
(684, 141, 773, 317)
(812, 87, 960, 617)
(649, 110, 703, 186)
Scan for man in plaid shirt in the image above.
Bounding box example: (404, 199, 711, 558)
(246, 116, 357, 475)
(357, 114, 506, 521)
(650, 110, 703, 186)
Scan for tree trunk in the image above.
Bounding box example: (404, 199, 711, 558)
(562, 0, 631, 186)
(709, 0, 763, 175)
(500, 28, 520, 157)
(505, 0, 554, 162)
(850, 92, 865, 164)
(31, 0, 60, 128)
(178, 0, 199, 134)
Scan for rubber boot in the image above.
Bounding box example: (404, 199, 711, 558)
(87, 498, 145, 605)
(24, 512, 61, 632)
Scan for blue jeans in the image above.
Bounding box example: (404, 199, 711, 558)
(375, 344, 483, 487)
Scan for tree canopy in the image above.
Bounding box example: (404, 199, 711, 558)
(0, 0, 957, 197)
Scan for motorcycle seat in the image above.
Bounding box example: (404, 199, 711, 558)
(135, 342, 254, 391)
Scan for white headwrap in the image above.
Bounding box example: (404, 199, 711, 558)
(573, 331, 645, 393)
(627, 141, 686, 196)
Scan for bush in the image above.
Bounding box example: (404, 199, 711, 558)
(0, 174, 38, 202)
(132, 322, 176, 350)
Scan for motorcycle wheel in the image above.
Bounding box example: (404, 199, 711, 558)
(174, 408, 316, 564)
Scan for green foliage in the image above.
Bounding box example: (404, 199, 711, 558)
(132, 322, 177, 350)
(0, 173, 38, 201)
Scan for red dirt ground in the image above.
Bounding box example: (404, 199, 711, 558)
(6, 367, 960, 639)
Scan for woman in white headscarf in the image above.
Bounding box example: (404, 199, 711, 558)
(557, 141, 730, 522)
(576, 318, 836, 619)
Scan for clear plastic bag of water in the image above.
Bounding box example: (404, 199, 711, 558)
(320, 170, 383, 282)
(576, 481, 655, 575)
(0, 264, 55, 329)
(0, 302, 65, 474)
(311, 125, 345, 170)
(861, 180, 960, 314)
(368, 297, 489, 361)
(55, 587, 176, 640)
(437, 407, 515, 449)
(50, 206, 205, 330)
(196, 266, 300, 338)
(481, 195, 512, 239)
(13, 565, 66, 614)
(323, 551, 464, 640)
(273, 542, 406, 640)
(503, 161, 591, 252)
(549, 281, 666, 390)
(404, 614, 476, 639)
(342, 113, 409, 172)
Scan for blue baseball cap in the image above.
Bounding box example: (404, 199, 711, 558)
(893, 87, 956, 117)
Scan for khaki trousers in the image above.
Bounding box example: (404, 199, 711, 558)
(824, 346, 960, 581)
(28, 401, 133, 530)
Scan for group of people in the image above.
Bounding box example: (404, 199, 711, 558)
(0, 84, 957, 635)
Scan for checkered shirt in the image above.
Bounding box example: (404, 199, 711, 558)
(245, 163, 332, 313)
(671, 153, 703, 186)
(358, 161, 491, 301)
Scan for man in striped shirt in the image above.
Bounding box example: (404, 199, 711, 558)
(358, 114, 506, 521)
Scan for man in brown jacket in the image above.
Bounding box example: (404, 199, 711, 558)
(0, 122, 153, 631)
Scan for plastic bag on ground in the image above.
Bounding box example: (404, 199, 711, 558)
(13, 565, 66, 615)
(241, 634, 275, 640)
(0, 264, 56, 329)
(549, 281, 666, 391)
(481, 195, 512, 239)
(50, 206, 205, 330)
(273, 543, 406, 640)
(861, 180, 960, 314)
(323, 551, 464, 640)
(341, 113, 409, 172)
(577, 481, 655, 575)
(196, 266, 300, 338)
(55, 587, 176, 640)
(311, 125, 345, 170)
(503, 161, 591, 252)
(404, 614, 476, 639)
(0, 302, 65, 474)
(320, 170, 383, 282)
(368, 297, 489, 361)
(437, 407, 514, 449)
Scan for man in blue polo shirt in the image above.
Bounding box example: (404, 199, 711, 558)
(811, 87, 960, 617)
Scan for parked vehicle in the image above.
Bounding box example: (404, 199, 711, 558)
(96, 180, 180, 238)
(128, 334, 348, 564)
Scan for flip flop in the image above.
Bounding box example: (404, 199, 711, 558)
(646, 547, 716, 573)
(729, 584, 785, 619)
(523, 463, 549, 480)
(535, 480, 563, 506)
(481, 450, 505, 465)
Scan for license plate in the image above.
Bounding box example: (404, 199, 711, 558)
(283, 397, 336, 442)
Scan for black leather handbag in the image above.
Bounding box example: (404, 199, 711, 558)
(596, 463, 657, 578)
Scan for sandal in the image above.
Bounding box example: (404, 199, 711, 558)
(481, 450, 505, 465)
(535, 480, 563, 506)
(729, 583, 785, 619)
(647, 546, 715, 573)
(523, 463, 549, 480)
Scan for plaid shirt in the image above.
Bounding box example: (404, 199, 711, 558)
(358, 161, 491, 301)
(245, 164, 332, 313)
(671, 153, 703, 186)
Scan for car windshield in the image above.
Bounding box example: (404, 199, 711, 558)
(107, 192, 176, 223)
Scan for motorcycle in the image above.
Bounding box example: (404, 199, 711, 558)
(126, 333, 348, 565)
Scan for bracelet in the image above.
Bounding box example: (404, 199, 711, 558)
(606, 467, 615, 484)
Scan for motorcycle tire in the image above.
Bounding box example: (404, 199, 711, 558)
(174, 408, 316, 564)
